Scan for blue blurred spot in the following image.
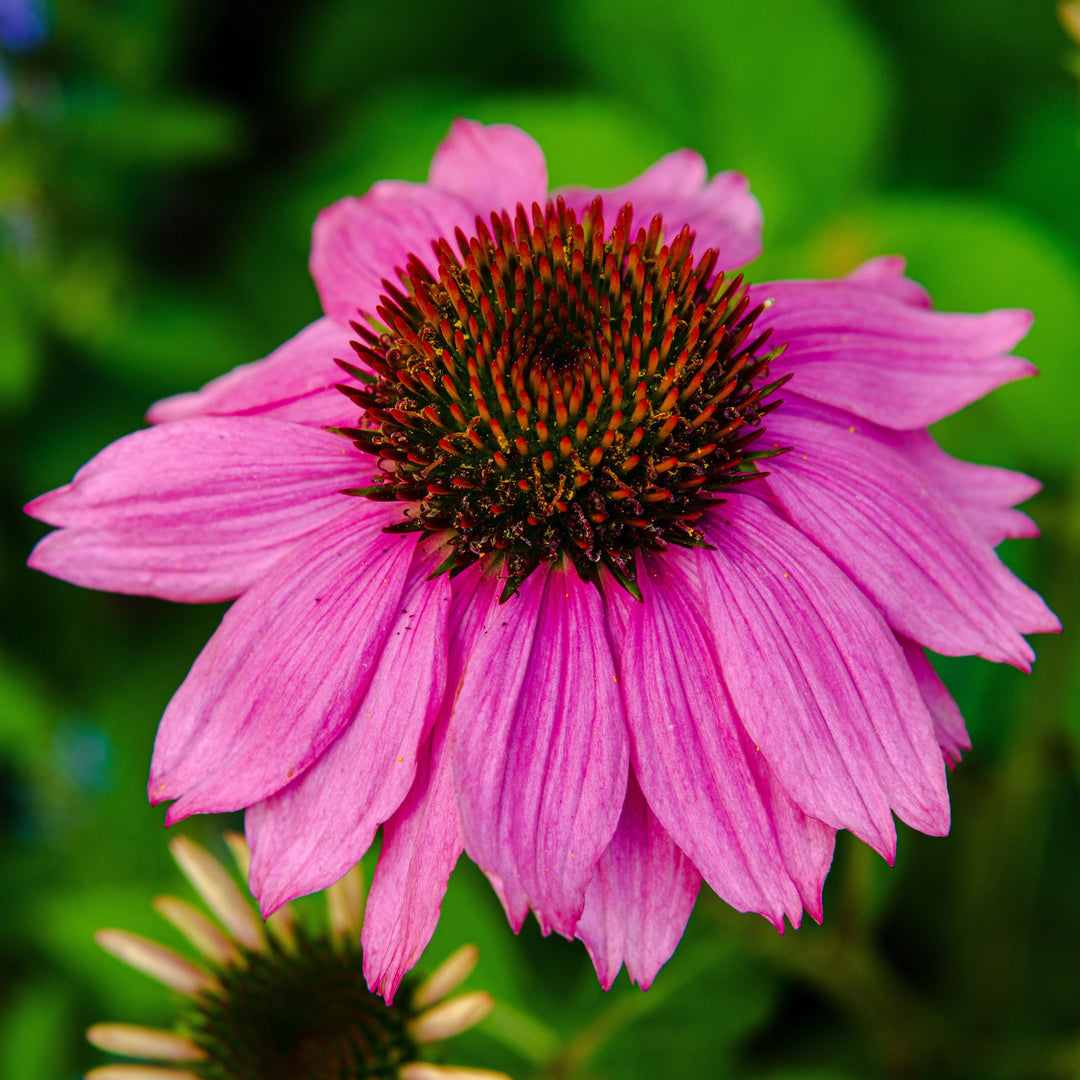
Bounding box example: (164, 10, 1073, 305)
(0, 0, 48, 52)
(51, 720, 113, 792)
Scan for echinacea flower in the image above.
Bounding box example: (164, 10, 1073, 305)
(86, 832, 506, 1080)
(28, 121, 1058, 1000)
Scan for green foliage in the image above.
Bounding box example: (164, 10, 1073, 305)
(569, 0, 891, 240)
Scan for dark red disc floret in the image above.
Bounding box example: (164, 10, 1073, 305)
(333, 196, 789, 600)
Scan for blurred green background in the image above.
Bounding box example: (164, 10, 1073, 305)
(2, 1, 1079, 1077)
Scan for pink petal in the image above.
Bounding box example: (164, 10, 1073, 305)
(753, 278, 1035, 429)
(428, 119, 548, 213)
(698, 496, 951, 856)
(362, 562, 502, 1002)
(844, 255, 932, 308)
(745, 731, 837, 924)
(451, 562, 629, 937)
(310, 182, 478, 326)
(776, 396, 1042, 547)
(362, 721, 459, 1005)
(26, 418, 367, 602)
(558, 150, 763, 270)
(763, 408, 1059, 667)
(899, 637, 971, 767)
(621, 554, 835, 929)
(575, 770, 701, 990)
(882, 425, 1042, 545)
(245, 548, 451, 914)
(146, 318, 362, 428)
(148, 504, 413, 818)
(950, 505, 1040, 545)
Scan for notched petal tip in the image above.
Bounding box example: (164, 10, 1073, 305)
(429, 118, 548, 212)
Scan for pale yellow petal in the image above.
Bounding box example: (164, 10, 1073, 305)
(84, 1064, 203, 1079)
(326, 863, 365, 944)
(413, 945, 479, 1009)
(222, 831, 251, 878)
(399, 1065, 512, 1080)
(266, 902, 297, 950)
(219, 831, 299, 945)
(152, 896, 238, 966)
(94, 930, 217, 996)
(86, 1024, 204, 1062)
(408, 991, 494, 1044)
(168, 836, 265, 952)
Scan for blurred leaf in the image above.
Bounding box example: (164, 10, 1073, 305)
(0, 647, 54, 760)
(34, 885, 179, 1024)
(286, 0, 556, 108)
(994, 98, 1080, 250)
(84, 287, 257, 391)
(0, 981, 73, 1080)
(43, 249, 257, 391)
(568, 0, 891, 240)
(58, 94, 242, 165)
(854, 0, 1067, 191)
(0, 261, 38, 408)
(60, 0, 185, 90)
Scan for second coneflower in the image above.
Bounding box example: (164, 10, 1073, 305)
(86, 833, 506, 1080)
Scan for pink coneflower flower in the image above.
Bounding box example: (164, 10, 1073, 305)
(86, 832, 505, 1080)
(28, 121, 1058, 1000)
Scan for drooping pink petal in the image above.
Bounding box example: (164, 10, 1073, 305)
(899, 636, 971, 767)
(362, 718, 459, 1005)
(310, 182, 478, 326)
(941, 504, 1040, 546)
(775, 396, 1042, 546)
(881, 425, 1042, 545)
(558, 150, 763, 270)
(245, 548, 451, 914)
(26, 418, 368, 602)
(743, 728, 836, 924)
(146, 318, 362, 428)
(763, 409, 1059, 667)
(753, 278, 1034, 429)
(621, 554, 834, 929)
(697, 496, 950, 857)
(575, 770, 701, 991)
(149, 503, 413, 819)
(362, 562, 502, 1003)
(428, 119, 548, 214)
(451, 562, 629, 937)
(844, 255, 932, 308)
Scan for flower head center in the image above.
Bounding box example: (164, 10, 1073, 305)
(185, 930, 415, 1080)
(339, 198, 787, 599)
